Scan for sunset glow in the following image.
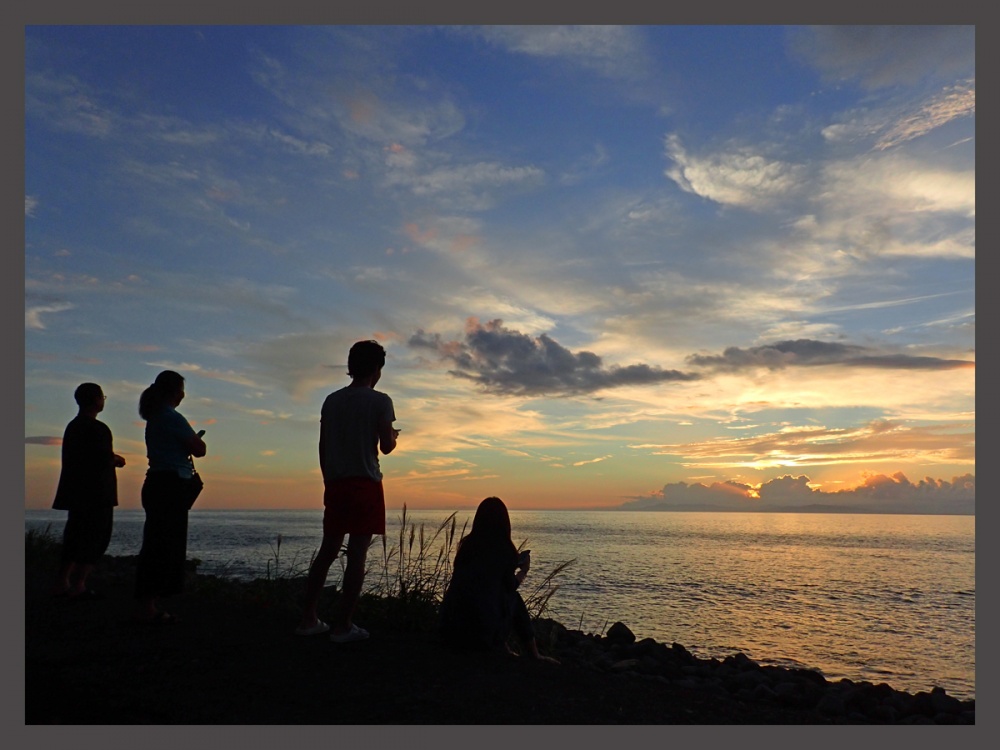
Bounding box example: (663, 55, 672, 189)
(24, 26, 974, 513)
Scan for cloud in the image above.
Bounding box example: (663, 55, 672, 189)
(386, 158, 545, 211)
(470, 25, 652, 82)
(25, 302, 74, 330)
(634, 419, 974, 471)
(144, 361, 264, 390)
(338, 90, 466, 147)
(791, 26, 974, 90)
(409, 317, 700, 397)
(25, 71, 115, 137)
(664, 134, 805, 210)
(25, 195, 39, 217)
(820, 154, 974, 221)
(25, 436, 61, 446)
(266, 128, 333, 157)
(823, 79, 975, 151)
(622, 471, 974, 513)
(686, 339, 974, 373)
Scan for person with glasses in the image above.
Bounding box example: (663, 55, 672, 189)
(52, 383, 126, 600)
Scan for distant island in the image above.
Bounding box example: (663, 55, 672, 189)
(614, 503, 974, 515)
(615, 472, 975, 516)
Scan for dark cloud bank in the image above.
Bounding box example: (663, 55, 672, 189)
(410, 323, 973, 398)
(620, 472, 975, 515)
(686, 339, 974, 373)
(409, 319, 699, 397)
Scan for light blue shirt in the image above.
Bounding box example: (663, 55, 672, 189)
(145, 406, 197, 478)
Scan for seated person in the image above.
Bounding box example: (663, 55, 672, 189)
(439, 496, 557, 663)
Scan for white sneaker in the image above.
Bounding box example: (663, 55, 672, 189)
(294, 619, 330, 636)
(330, 623, 369, 643)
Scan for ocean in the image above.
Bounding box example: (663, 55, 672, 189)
(24, 507, 975, 701)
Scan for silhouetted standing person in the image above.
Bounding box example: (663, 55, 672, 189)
(134, 370, 206, 623)
(52, 383, 125, 600)
(297, 340, 398, 641)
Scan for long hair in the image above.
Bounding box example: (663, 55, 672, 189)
(138, 370, 185, 421)
(455, 496, 516, 564)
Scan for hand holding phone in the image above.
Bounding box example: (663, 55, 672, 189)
(517, 549, 531, 567)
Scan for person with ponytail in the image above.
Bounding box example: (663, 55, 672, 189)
(439, 497, 558, 663)
(134, 370, 207, 623)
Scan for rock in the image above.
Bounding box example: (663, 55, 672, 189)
(605, 621, 635, 645)
(816, 692, 847, 717)
(930, 687, 962, 715)
(774, 680, 822, 709)
(732, 669, 768, 690)
(871, 704, 897, 723)
(670, 642, 693, 661)
(753, 683, 777, 701)
(724, 652, 756, 670)
(611, 658, 641, 672)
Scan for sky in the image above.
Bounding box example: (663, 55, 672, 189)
(23, 25, 975, 513)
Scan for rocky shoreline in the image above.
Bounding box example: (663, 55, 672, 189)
(25, 551, 975, 725)
(532, 619, 975, 725)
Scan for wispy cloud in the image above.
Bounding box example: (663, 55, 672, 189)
(386, 157, 545, 211)
(686, 339, 974, 373)
(25, 302, 74, 330)
(633, 419, 974, 470)
(791, 26, 974, 89)
(470, 25, 652, 82)
(25, 436, 61, 446)
(823, 79, 975, 151)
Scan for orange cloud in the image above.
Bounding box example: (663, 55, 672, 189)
(348, 95, 377, 124)
(450, 234, 480, 253)
(403, 222, 438, 245)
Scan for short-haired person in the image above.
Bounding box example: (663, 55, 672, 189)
(297, 340, 398, 642)
(440, 497, 558, 663)
(134, 370, 207, 624)
(52, 383, 126, 600)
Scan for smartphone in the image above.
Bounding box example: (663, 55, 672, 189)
(196, 430, 206, 438)
(517, 549, 531, 566)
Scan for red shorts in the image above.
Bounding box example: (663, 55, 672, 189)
(323, 477, 386, 536)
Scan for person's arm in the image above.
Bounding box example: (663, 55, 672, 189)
(95, 422, 125, 468)
(177, 412, 206, 457)
(378, 417, 397, 455)
(514, 549, 530, 587)
(318, 421, 329, 483)
(186, 433, 207, 458)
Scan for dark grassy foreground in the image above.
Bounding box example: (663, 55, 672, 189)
(25, 529, 973, 725)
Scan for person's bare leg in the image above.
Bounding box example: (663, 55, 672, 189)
(70, 563, 95, 595)
(136, 595, 159, 620)
(53, 561, 76, 595)
(299, 533, 344, 629)
(526, 637, 560, 664)
(331, 533, 371, 634)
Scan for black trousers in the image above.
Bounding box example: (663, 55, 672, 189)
(134, 472, 190, 599)
(61, 506, 114, 565)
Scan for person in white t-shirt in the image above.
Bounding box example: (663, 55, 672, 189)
(296, 340, 398, 642)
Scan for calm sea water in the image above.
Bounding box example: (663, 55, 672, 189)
(25, 507, 975, 701)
